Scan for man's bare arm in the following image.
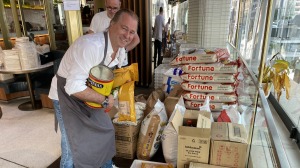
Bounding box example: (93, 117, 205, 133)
(125, 34, 140, 51)
(72, 87, 114, 110)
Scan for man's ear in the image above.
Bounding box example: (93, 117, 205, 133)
(110, 21, 115, 27)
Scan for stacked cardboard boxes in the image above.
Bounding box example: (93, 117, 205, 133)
(174, 110, 249, 168)
(175, 110, 212, 168)
(210, 122, 248, 168)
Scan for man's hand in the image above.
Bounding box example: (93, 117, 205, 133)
(88, 29, 94, 34)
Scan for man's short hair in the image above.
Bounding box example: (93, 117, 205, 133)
(159, 7, 163, 13)
(111, 9, 139, 24)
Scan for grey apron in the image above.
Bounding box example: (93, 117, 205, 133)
(56, 31, 115, 168)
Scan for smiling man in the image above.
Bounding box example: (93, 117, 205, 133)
(88, 0, 139, 52)
(48, 9, 139, 168)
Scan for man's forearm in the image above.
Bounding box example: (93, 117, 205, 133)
(72, 87, 106, 104)
(126, 34, 140, 51)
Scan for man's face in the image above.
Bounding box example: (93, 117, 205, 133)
(105, 0, 121, 18)
(109, 13, 138, 49)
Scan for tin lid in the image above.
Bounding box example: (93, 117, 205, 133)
(90, 65, 114, 81)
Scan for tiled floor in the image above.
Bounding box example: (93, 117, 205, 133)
(0, 98, 60, 168)
(0, 89, 300, 168)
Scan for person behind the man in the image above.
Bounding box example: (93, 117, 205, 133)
(153, 7, 165, 68)
(48, 9, 139, 168)
(88, 0, 139, 52)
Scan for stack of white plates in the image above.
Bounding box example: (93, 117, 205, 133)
(15, 37, 39, 69)
(0, 48, 14, 80)
(3, 49, 22, 70)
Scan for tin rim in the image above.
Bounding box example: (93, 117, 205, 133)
(89, 65, 114, 82)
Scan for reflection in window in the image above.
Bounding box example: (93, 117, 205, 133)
(268, 0, 300, 126)
(151, 0, 188, 35)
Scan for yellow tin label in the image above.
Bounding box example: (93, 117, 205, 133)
(85, 67, 114, 108)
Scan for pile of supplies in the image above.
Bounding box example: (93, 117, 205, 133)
(109, 45, 264, 168)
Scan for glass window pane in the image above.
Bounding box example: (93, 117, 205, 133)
(267, 0, 300, 126)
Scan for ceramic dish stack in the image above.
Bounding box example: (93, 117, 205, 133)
(0, 48, 14, 80)
(3, 49, 22, 70)
(14, 37, 39, 69)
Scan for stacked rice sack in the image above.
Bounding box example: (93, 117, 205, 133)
(160, 43, 201, 94)
(235, 59, 265, 127)
(162, 67, 183, 94)
(170, 48, 239, 120)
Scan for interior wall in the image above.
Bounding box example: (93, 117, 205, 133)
(93, 0, 105, 14)
(188, 0, 231, 48)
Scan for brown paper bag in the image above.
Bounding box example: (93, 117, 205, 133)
(144, 89, 166, 117)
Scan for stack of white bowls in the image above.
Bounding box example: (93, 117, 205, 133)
(14, 37, 39, 69)
(0, 48, 14, 80)
(3, 49, 22, 70)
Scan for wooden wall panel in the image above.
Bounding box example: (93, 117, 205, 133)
(121, 0, 152, 87)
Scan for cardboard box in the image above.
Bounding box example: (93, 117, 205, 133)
(114, 121, 141, 139)
(114, 121, 141, 159)
(189, 162, 226, 168)
(130, 159, 171, 168)
(210, 122, 248, 168)
(173, 110, 212, 168)
(115, 135, 138, 159)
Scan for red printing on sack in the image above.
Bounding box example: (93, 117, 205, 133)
(187, 65, 215, 72)
(175, 56, 197, 62)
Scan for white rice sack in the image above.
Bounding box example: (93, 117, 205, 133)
(181, 82, 236, 93)
(236, 82, 256, 95)
(161, 97, 186, 167)
(238, 95, 255, 106)
(182, 92, 237, 103)
(137, 99, 168, 160)
(170, 53, 217, 65)
(162, 75, 183, 86)
(180, 73, 236, 83)
(164, 67, 183, 77)
(182, 63, 238, 74)
(185, 100, 236, 112)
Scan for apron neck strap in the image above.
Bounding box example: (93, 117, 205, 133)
(100, 31, 108, 65)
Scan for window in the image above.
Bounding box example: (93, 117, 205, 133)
(267, 0, 300, 127)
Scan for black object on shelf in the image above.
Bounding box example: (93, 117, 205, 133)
(39, 52, 56, 65)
